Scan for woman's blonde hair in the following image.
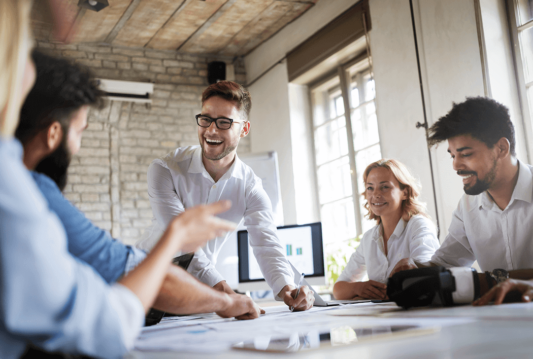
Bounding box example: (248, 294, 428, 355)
(362, 158, 429, 223)
(0, 0, 33, 137)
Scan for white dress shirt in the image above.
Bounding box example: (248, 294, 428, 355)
(0, 138, 143, 359)
(337, 215, 439, 284)
(432, 160, 533, 272)
(136, 146, 294, 296)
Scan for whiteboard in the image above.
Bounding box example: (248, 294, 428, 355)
(239, 151, 283, 226)
(215, 151, 283, 288)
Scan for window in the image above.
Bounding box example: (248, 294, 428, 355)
(510, 0, 533, 133)
(310, 58, 382, 250)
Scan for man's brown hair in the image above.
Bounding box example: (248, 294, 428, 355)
(201, 81, 252, 120)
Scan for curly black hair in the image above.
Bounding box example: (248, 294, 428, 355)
(428, 97, 516, 156)
(15, 49, 104, 145)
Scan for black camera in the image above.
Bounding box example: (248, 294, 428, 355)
(387, 266, 480, 309)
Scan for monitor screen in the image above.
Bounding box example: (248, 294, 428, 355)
(238, 222, 325, 283)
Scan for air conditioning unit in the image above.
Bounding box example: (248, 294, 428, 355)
(97, 79, 153, 104)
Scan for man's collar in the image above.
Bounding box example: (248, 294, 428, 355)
(509, 160, 532, 204)
(188, 147, 205, 174)
(188, 147, 244, 180)
(476, 160, 532, 211)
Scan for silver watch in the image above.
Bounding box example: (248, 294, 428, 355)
(490, 268, 509, 284)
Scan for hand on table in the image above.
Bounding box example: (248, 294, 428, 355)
(389, 258, 418, 277)
(473, 279, 533, 306)
(279, 285, 314, 311)
(217, 293, 264, 320)
(355, 280, 387, 300)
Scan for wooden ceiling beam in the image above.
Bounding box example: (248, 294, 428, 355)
(104, 0, 142, 44)
(177, 0, 238, 51)
(145, 0, 189, 48)
(145, 0, 227, 50)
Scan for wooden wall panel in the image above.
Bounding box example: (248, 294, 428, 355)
(180, 0, 274, 54)
(222, 1, 312, 57)
(147, 0, 227, 50)
(112, 0, 184, 47)
(74, 0, 133, 43)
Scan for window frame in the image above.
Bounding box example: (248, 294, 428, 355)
(508, 0, 533, 161)
(309, 54, 380, 244)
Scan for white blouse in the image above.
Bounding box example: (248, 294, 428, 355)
(337, 215, 440, 284)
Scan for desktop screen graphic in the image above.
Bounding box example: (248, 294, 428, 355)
(238, 222, 324, 282)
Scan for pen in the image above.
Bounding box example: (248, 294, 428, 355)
(290, 273, 305, 312)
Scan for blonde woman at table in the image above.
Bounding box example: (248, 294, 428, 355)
(333, 159, 440, 300)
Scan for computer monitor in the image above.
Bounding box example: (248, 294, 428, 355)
(237, 222, 326, 291)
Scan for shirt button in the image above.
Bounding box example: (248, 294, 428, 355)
(213, 185, 216, 189)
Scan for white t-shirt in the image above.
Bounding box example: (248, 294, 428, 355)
(136, 146, 294, 295)
(337, 215, 440, 284)
(432, 160, 533, 272)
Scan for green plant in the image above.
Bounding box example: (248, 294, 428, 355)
(326, 235, 362, 286)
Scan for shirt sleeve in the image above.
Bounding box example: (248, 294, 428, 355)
(431, 202, 476, 268)
(33, 172, 132, 283)
(187, 248, 226, 287)
(0, 154, 144, 358)
(407, 216, 440, 264)
(337, 239, 367, 282)
(124, 246, 147, 274)
(244, 181, 295, 297)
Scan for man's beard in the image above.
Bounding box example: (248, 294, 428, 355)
(35, 136, 72, 192)
(201, 142, 237, 161)
(461, 159, 497, 195)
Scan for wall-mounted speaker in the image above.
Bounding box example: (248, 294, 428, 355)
(208, 61, 226, 84)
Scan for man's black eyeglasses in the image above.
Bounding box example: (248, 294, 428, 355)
(195, 114, 245, 130)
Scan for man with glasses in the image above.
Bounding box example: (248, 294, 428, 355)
(137, 81, 314, 312)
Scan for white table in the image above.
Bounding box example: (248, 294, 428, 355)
(126, 302, 533, 359)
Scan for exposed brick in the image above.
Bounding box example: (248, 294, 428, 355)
(75, 59, 103, 68)
(150, 65, 166, 73)
(64, 193, 80, 202)
(79, 157, 110, 166)
(137, 139, 160, 147)
(156, 74, 173, 82)
(55, 44, 78, 50)
(85, 212, 103, 221)
(95, 53, 129, 62)
(73, 184, 109, 193)
(92, 68, 122, 78)
(78, 45, 112, 53)
(117, 62, 131, 70)
(112, 48, 145, 57)
(132, 63, 148, 71)
(145, 51, 176, 59)
(161, 141, 178, 148)
(81, 193, 100, 202)
(102, 61, 117, 69)
(153, 90, 171, 98)
(182, 69, 198, 76)
(152, 99, 167, 107)
(167, 68, 182, 75)
(132, 57, 163, 66)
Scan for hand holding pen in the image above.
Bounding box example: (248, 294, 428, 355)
(290, 273, 305, 312)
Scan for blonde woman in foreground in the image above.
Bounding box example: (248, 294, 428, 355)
(333, 159, 440, 300)
(0, 1, 241, 358)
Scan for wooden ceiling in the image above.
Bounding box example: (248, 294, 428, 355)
(32, 0, 319, 57)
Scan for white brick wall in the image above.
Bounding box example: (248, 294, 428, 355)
(38, 42, 250, 245)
